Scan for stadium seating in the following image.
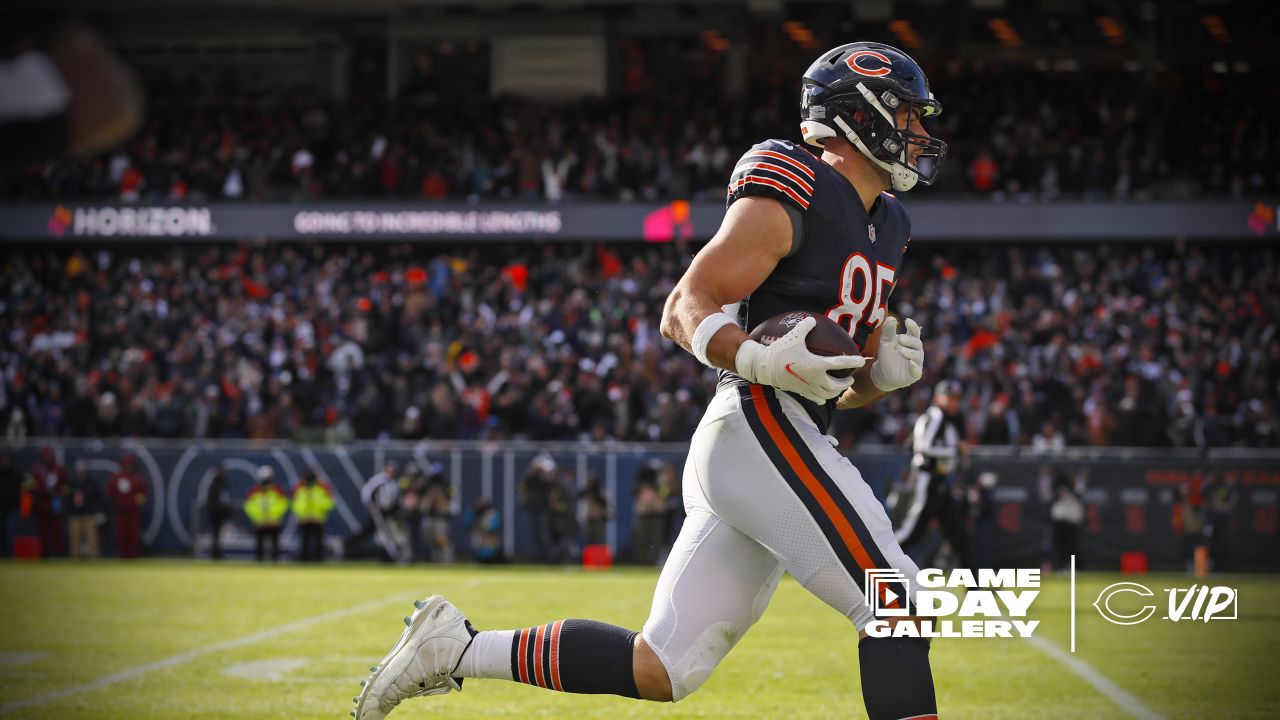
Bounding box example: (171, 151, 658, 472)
(3, 241, 1275, 448)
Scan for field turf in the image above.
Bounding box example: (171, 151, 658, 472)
(0, 561, 1276, 719)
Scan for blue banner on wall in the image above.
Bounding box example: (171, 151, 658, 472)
(5, 441, 1275, 571)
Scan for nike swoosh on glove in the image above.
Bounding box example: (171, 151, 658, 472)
(735, 316, 867, 404)
(869, 316, 924, 392)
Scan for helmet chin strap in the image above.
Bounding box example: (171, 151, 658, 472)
(833, 115, 919, 192)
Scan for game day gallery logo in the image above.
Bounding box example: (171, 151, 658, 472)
(864, 568, 1041, 638)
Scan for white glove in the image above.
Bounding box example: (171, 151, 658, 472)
(735, 316, 866, 404)
(869, 317, 924, 392)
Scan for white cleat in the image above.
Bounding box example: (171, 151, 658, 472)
(352, 595, 475, 720)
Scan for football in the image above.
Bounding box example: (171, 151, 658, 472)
(748, 310, 860, 378)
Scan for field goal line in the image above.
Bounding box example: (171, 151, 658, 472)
(0, 589, 423, 713)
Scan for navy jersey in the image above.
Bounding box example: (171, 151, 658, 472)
(718, 138, 912, 431)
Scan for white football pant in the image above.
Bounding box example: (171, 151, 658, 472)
(641, 384, 920, 701)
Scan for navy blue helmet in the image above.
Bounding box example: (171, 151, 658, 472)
(800, 42, 948, 191)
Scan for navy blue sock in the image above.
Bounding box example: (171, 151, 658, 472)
(507, 619, 640, 698)
(858, 636, 937, 719)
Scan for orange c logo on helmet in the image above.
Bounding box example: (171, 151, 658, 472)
(846, 50, 892, 77)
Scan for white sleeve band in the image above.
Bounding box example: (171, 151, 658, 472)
(691, 311, 738, 368)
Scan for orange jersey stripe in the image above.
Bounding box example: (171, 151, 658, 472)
(532, 625, 547, 688)
(517, 628, 530, 684)
(749, 149, 816, 180)
(748, 385, 893, 605)
(736, 161, 814, 194)
(735, 176, 810, 209)
(548, 619, 565, 691)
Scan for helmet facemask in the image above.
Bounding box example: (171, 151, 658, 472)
(802, 80, 947, 192)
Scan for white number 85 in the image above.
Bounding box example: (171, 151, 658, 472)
(826, 252, 896, 339)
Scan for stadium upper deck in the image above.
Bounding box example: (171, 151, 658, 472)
(2, 0, 1275, 203)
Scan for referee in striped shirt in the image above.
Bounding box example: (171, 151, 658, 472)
(895, 379, 969, 569)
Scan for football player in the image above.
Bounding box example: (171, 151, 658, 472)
(353, 41, 945, 720)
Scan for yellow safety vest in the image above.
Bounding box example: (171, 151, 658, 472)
(292, 483, 335, 524)
(244, 485, 289, 527)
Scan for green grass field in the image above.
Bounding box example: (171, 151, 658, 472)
(0, 561, 1276, 719)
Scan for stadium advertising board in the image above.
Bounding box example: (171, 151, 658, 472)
(45, 204, 215, 237)
(0, 200, 1274, 241)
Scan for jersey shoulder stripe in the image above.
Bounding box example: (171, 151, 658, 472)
(735, 160, 814, 194)
(741, 149, 816, 181)
(727, 139, 818, 212)
(730, 175, 810, 209)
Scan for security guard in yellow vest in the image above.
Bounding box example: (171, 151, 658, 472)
(292, 471, 334, 562)
(244, 466, 288, 561)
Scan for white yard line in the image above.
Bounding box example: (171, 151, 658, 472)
(1025, 634, 1167, 720)
(0, 590, 421, 713)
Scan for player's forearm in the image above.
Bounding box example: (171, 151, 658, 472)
(660, 286, 748, 373)
(835, 363, 890, 409)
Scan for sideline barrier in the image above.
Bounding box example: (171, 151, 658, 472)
(4, 440, 1276, 570)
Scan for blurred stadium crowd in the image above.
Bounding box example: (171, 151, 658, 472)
(2, 62, 1274, 203)
(3, 240, 1276, 449)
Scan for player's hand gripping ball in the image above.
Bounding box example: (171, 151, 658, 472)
(737, 311, 866, 404)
